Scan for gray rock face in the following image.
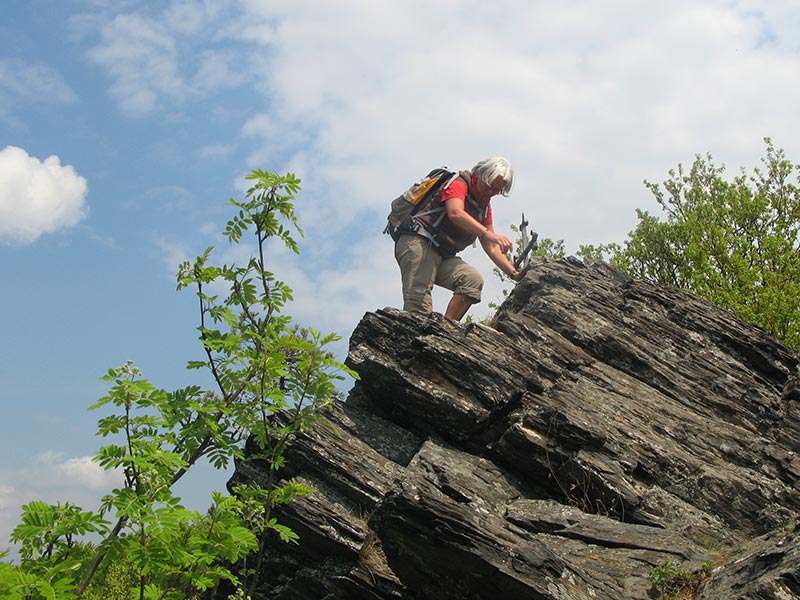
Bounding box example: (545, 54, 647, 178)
(230, 257, 800, 599)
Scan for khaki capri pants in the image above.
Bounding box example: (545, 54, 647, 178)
(394, 234, 483, 315)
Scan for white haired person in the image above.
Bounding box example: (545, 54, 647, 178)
(394, 156, 524, 321)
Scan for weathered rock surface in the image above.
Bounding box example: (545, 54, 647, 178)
(230, 257, 800, 599)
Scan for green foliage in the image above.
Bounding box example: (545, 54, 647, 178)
(1, 169, 356, 599)
(584, 139, 800, 350)
(575, 242, 622, 265)
(81, 560, 137, 600)
(11, 501, 107, 564)
(0, 548, 84, 600)
(649, 560, 708, 599)
(0, 502, 102, 599)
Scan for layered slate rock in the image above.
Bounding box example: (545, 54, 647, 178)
(230, 257, 800, 600)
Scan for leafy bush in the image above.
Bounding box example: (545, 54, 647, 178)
(579, 140, 800, 350)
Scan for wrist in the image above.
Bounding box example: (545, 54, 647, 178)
(479, 227, 489, 238)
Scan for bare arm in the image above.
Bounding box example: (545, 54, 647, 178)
(444, 197, 522, 281)
(444, 197, 513, 252)
(480, 228, 524, 281)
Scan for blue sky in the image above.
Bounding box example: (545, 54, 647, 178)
(2, 0, 800, 554)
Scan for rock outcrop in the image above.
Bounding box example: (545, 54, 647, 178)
(230, 257, 800, 599)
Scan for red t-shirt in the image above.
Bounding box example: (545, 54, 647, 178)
(439, 175, 494, 225)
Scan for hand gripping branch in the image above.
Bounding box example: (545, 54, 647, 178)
(513, 213, 539, 272)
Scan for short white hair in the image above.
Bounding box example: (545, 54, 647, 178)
(471, 157, 514, 196)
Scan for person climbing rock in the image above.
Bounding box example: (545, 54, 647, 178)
(392, 156, 523, 320)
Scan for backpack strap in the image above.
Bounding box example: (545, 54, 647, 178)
(413, 171, 477, 245)
(416, 171, 462, 229)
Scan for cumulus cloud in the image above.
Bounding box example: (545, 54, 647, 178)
(0, 146, 89, 245)
(34, 451, 122, 491)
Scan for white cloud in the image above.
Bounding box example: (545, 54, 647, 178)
(0, 58, 76, 126)
(87, 13, 185, 115)
(155, 237, 194, 276)
(197, 143, 234, 161)
(284, 232, 400, 334)
(162, 0, 233, 35)
(0, 486, 14, 512)
(0, 146, 89, 245)
(225, 2, 800, 248)
(34, 452, 121, 492)
(0, 484, 19, 556)
(0, 58, 76, 105)
(192, 49, 250, 93)
(84, 2, 249, 116)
